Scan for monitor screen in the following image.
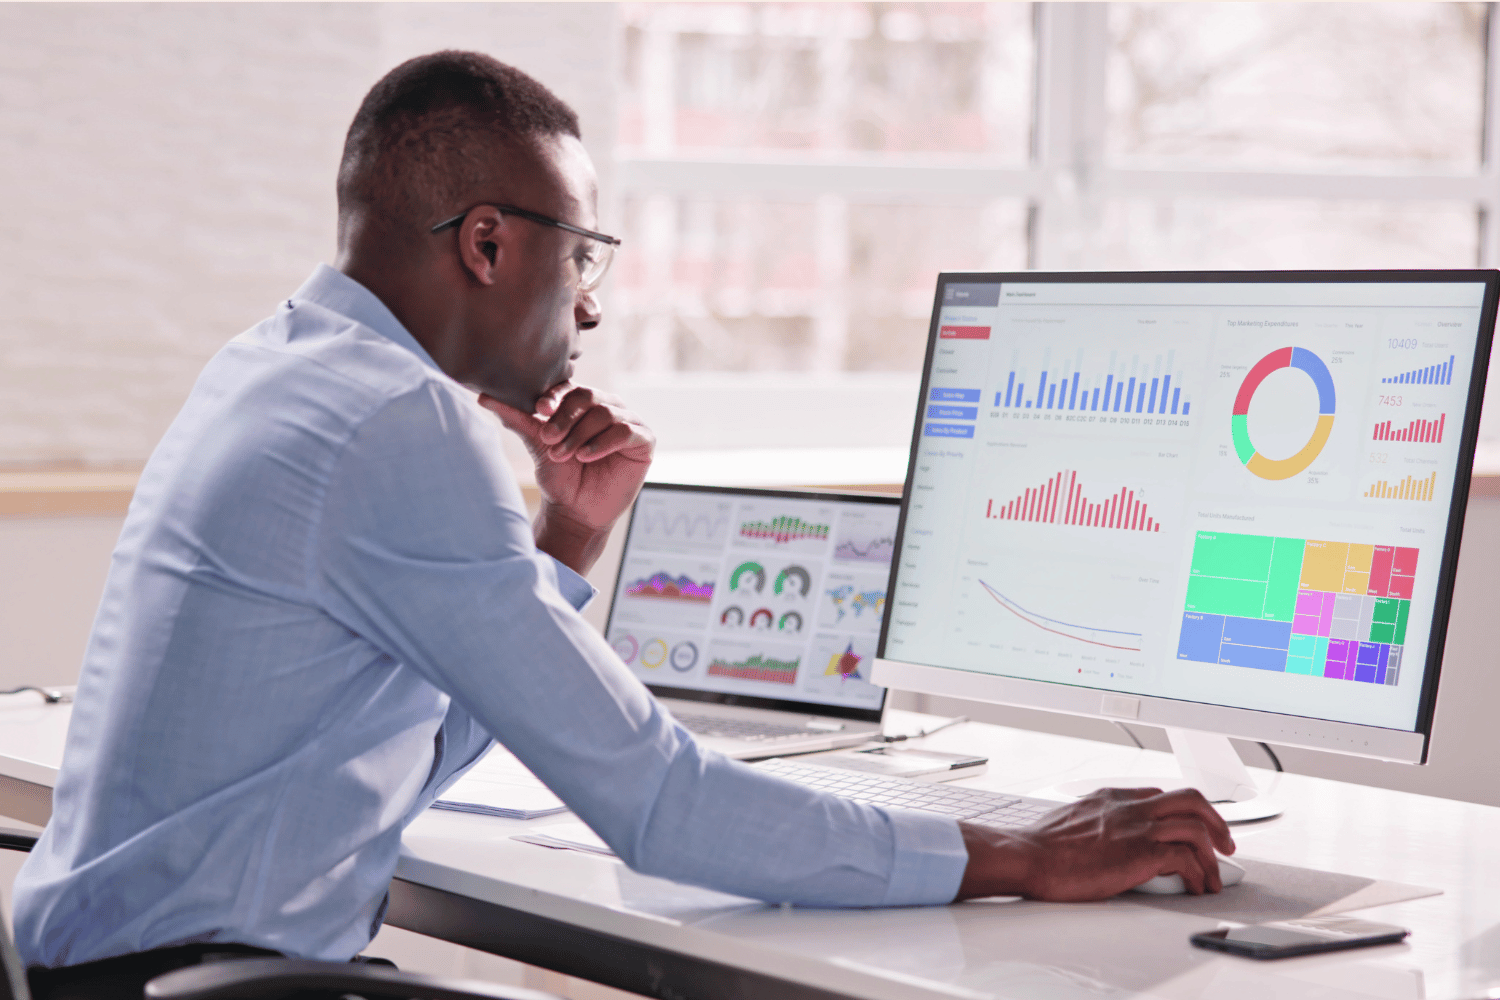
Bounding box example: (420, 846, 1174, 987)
(606, 483, 900, 719)
(880, 273, 1495, 753)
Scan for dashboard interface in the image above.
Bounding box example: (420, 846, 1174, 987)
(607, 485, 899, 713)
(883, 277, 1491, 733)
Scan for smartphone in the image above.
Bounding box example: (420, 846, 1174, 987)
(1191, 916, 1409, 960)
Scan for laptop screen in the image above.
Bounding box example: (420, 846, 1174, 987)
(604, 483, 900, 722)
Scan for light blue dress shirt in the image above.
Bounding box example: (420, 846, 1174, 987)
(12, 265, 968, 969)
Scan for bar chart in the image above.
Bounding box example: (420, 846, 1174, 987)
(1382, 355, 1454, 385)
(985, 469, 1161, 532)
(1371, 414, 1445, 443)
(1363, 472, 1437, 500)
(738, 516, 830, 545)
(994, 349, 1192, 418)
(706, 650, 800, 685)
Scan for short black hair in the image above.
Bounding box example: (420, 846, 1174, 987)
(337, 51, 580, 233)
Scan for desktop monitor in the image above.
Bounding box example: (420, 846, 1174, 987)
(872, 271, 1498, 819)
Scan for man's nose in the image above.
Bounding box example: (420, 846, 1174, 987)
(576, 287, 601, 331)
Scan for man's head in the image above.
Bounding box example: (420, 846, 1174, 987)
(336, 52, 609, 410)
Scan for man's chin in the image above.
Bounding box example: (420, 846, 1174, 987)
(467, 381, 535, 413)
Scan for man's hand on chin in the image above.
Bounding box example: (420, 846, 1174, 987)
(479, 382, 655, 575)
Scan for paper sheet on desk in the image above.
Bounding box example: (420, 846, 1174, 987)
(512, 822, 616, 858)
(1125, 856, 1440, 925)
(433, 748, 569, 820)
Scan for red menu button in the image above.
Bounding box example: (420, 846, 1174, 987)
(939, 325, 991, 340)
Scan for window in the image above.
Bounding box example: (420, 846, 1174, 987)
(610, 3, 1500, 457)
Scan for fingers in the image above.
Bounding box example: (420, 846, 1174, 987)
(1153, 842, 1214, 895)
(572, 422, 652, 463)
(1149, 818, 1222, 893)
(535, 386, 649, 462)
(1148, 788, 1236, 855)
(477, 394, 546, 445)
(478, 385, 649, 465)
(546, 403, 615, 458)
(534, 381, 577, 418)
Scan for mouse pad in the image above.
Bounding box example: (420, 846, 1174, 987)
(1124, 856, 1441, 925)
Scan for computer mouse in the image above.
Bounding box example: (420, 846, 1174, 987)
(1130, 856, 1245, 895)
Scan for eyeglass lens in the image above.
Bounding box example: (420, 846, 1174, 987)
(578, 240, 615, 292)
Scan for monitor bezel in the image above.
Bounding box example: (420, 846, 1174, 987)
(875, 269, 1499, 764)
(611, 481, 899, 724)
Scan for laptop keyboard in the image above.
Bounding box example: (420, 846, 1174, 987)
(754, 757, 1059, 829)
(675, 712, 819, 742)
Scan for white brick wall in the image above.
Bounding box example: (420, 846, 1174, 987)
(0, 3, 619, 467)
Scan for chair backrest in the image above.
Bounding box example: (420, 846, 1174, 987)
(0, 907, 31, 1000)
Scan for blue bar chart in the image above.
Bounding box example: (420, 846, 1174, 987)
(995, 349, 1192, 417)
(1382, 355, 1454, 385)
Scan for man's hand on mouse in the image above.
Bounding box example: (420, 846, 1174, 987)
(480, 382, 655, 574)
(953, 786, 1236, 901)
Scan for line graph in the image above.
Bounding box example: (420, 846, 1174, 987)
(834, 534, 896, 563)
(633, 497, 731, 550)
(978, 580, 1143, 651)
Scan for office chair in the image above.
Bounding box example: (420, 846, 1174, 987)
(0, 829, 564, 1000)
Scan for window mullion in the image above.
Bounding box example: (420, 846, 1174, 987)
(1030, 2, 1110, 270)
(1480, 2, 1500, 266)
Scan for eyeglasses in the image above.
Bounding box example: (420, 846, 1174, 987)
(430, 204, 621, 292)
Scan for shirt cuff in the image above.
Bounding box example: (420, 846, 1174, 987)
(878, 811, 969, 906)
(546, 554, 597, 612)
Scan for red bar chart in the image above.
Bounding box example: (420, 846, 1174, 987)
(1372, 413, 1445, 443)
(985, 470, 1161, 532)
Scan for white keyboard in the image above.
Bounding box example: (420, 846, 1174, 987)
(754, 757, 1060, 828)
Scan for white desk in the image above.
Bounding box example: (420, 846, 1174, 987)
(0, 694, 67, 828)
(390, 712, 1500, 1000)
(5, 701, 1498, 999)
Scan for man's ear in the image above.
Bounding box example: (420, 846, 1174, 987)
(456, 207, 507, 286)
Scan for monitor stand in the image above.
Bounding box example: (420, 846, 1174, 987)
(1046, 727, 1284, 823)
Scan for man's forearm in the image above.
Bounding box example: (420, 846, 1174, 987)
(533, 501, 613, 575)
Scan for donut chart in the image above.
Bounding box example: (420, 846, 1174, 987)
(640, 638, 668, 669)
(1232, 347, 1336, 481)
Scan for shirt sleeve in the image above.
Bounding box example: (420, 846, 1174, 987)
(420, 555, 595, 804)
(312, 385, 968, 907)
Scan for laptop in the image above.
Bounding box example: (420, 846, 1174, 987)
(603, 483, 898, 759)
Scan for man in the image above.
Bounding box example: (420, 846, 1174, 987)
(13, 52, 1233, 997)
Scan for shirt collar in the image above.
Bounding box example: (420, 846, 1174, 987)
(291, 263, 443, 374)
